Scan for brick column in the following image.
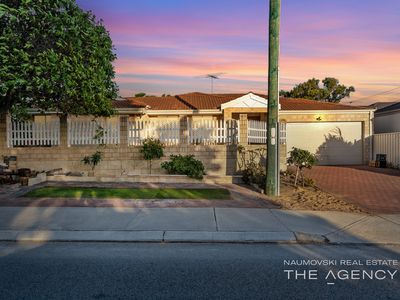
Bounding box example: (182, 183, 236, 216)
(119, 115, 129, 146)
(179, 115, 188, 145)
(239, 114, 248, 145)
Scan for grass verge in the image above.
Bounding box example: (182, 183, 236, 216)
(23, 187, 231, 200)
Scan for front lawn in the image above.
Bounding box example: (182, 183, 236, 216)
(23, 187, 231, 200)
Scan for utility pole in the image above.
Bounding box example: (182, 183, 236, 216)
(266, 0, 280, 196)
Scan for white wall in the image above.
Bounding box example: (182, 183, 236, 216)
(374, 112, 400, 133)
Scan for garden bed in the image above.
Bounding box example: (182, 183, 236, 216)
(271, 182, 366, 213)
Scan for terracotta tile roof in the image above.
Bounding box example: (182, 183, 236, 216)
(114, 96, 188, 110)
(177, 93, 242, 110)
(113, 93, 369, 111)
(112, 99, 146, 109)
(280, 97, 365, 110)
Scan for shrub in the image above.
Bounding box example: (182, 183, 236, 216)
(242, 166, 266, 187)
(140, 138, 164, 174)
(161, 155, 205, 179)
(238, 146, 266, 189)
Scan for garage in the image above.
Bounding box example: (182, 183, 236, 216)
(286, 122, 363, 165)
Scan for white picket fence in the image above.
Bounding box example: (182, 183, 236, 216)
(248, 120, 267, 144)
(247, 120, 286, 144)
(67, 118, 120, 145)
(7, 119, 60, 147)
(373, 132, 400, 168)
(188, 119, 239, 144)
(279, 122, 287, 145)
(6, 117, 288, 147)
(128, 120, 180, 146)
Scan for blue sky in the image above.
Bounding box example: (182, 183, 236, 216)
(77, 0, 400, 104)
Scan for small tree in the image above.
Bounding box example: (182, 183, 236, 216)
(140, 138, 164, 174)
(81, 122, 105, 176)
(82, 151, 103, 175)
(287, 147, 317, 187)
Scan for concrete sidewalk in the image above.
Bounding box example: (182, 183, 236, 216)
(0, 207, 399, 244)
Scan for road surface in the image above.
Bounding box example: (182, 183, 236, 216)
(0, 243, 399, 299)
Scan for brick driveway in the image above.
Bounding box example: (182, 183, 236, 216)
(305, 166, 400, 213)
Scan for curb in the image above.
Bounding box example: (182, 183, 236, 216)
(1, 230, 399, 245)
(0, 230, 297, 244)
(0, 230, 400, 246)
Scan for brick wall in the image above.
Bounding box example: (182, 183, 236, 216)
(0, 143, 247, 177)
(1, 114, 270, 177)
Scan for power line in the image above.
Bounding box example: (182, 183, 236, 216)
(350, 86, 400, 103)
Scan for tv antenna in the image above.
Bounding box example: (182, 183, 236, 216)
(196, 73, 225, 94)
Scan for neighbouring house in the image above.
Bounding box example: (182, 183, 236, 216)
(370, 102, 400, 134)
(0, 93, 374, 178)
(370, 102, 400, 168)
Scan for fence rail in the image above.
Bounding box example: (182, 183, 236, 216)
(188, 119, 238, 144)
(7, 119, 60, 147)
(128, 120, 180, 146)
(247, 120, 286, 145)
(248, 120, 267, 144)
(6, 116, 286, 147)
(67, 118, 120, 145)
(373, 132, 400, 168)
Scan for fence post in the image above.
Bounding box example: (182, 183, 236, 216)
(239, 114, 248, 145)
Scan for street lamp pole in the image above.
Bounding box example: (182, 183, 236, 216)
(266, 0, 280, 196)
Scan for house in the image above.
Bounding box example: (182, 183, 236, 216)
(371, 102, 400, 134)
(0, 93, 374, 178)
(116, 92, 374, 166)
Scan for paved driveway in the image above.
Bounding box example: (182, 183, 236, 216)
(305, 166, 400, 213)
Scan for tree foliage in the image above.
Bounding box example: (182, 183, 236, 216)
(134, 93, 147, 98)
(280, 78, 355, 103)
(0, 0, 118, 119)
(82, 151, 103, 171)
(287, 147, 317, 187)
(140, 138, 164, 174)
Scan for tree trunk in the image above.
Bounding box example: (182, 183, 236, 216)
(294, 166, 299, 186)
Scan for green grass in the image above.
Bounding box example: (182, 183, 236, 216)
(23, 187, 231, 200)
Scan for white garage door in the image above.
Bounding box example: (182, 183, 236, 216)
(286, 122, 363, 165)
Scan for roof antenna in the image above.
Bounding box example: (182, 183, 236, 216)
(196, 73, 225, 94)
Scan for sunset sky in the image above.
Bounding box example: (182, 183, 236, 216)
(76, 0, 400, 105)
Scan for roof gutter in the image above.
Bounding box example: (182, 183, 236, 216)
(145, 109, 222, 116)
(375, 109, 400, 116)
(116, 108, 146, 114)
(281, 109, 375, 115)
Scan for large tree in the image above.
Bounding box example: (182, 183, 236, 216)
(0, 0, 118, 119)
(280, 77, 355, 103)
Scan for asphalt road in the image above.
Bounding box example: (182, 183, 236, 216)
(0, 242, 399, 300)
